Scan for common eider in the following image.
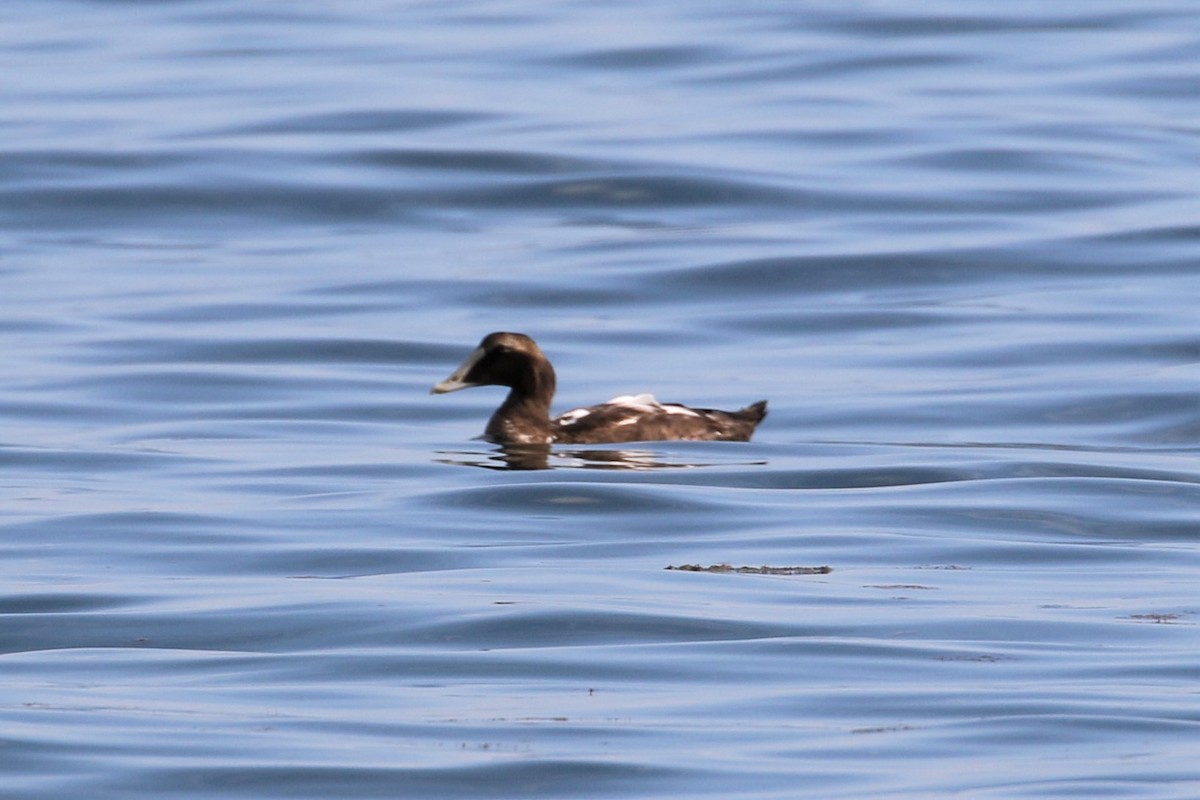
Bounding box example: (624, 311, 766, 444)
(431, 332, 767, 445)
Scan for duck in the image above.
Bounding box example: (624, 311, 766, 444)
(431, 332, 767, 445)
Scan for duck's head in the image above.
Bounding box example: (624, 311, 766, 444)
(431, 332, 552, 394)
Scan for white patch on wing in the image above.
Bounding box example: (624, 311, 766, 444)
(556, 407, 592, 426)
(602, 393, 701, 417)
(661, 404, 702, 417)
(605, 393, 657, 407)
(557, 394, 703, 429)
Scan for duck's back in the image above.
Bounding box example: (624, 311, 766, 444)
(553, 395, 767, 444)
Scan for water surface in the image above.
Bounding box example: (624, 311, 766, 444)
(2, 2, 1198, 798)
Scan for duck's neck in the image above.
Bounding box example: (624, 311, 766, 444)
(486, 359, 557, 444)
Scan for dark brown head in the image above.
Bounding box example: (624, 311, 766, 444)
(431, 332, 556, 398)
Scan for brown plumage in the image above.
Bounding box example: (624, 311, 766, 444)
(431, 332, 767, 445)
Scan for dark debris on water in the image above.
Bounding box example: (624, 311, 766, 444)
(665, 563, 832, 575)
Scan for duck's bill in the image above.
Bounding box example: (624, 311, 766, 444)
(430, 347, 484, 394)
(431, 375, 477, 394)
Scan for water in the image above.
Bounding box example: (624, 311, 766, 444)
(2, 1, 1198, 798)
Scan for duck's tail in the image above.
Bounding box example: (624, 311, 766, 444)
(738, 400, 768, 424)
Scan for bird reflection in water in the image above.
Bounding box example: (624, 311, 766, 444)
(435, 443, 763, 471)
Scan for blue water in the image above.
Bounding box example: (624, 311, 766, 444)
(2, 1, 1198, 798)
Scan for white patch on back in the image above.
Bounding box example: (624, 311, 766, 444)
(556, 407, 592, 426)
(606, 393, 657, 407)
(557, 393, 703, 429)
(602, 393, 700, 417)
